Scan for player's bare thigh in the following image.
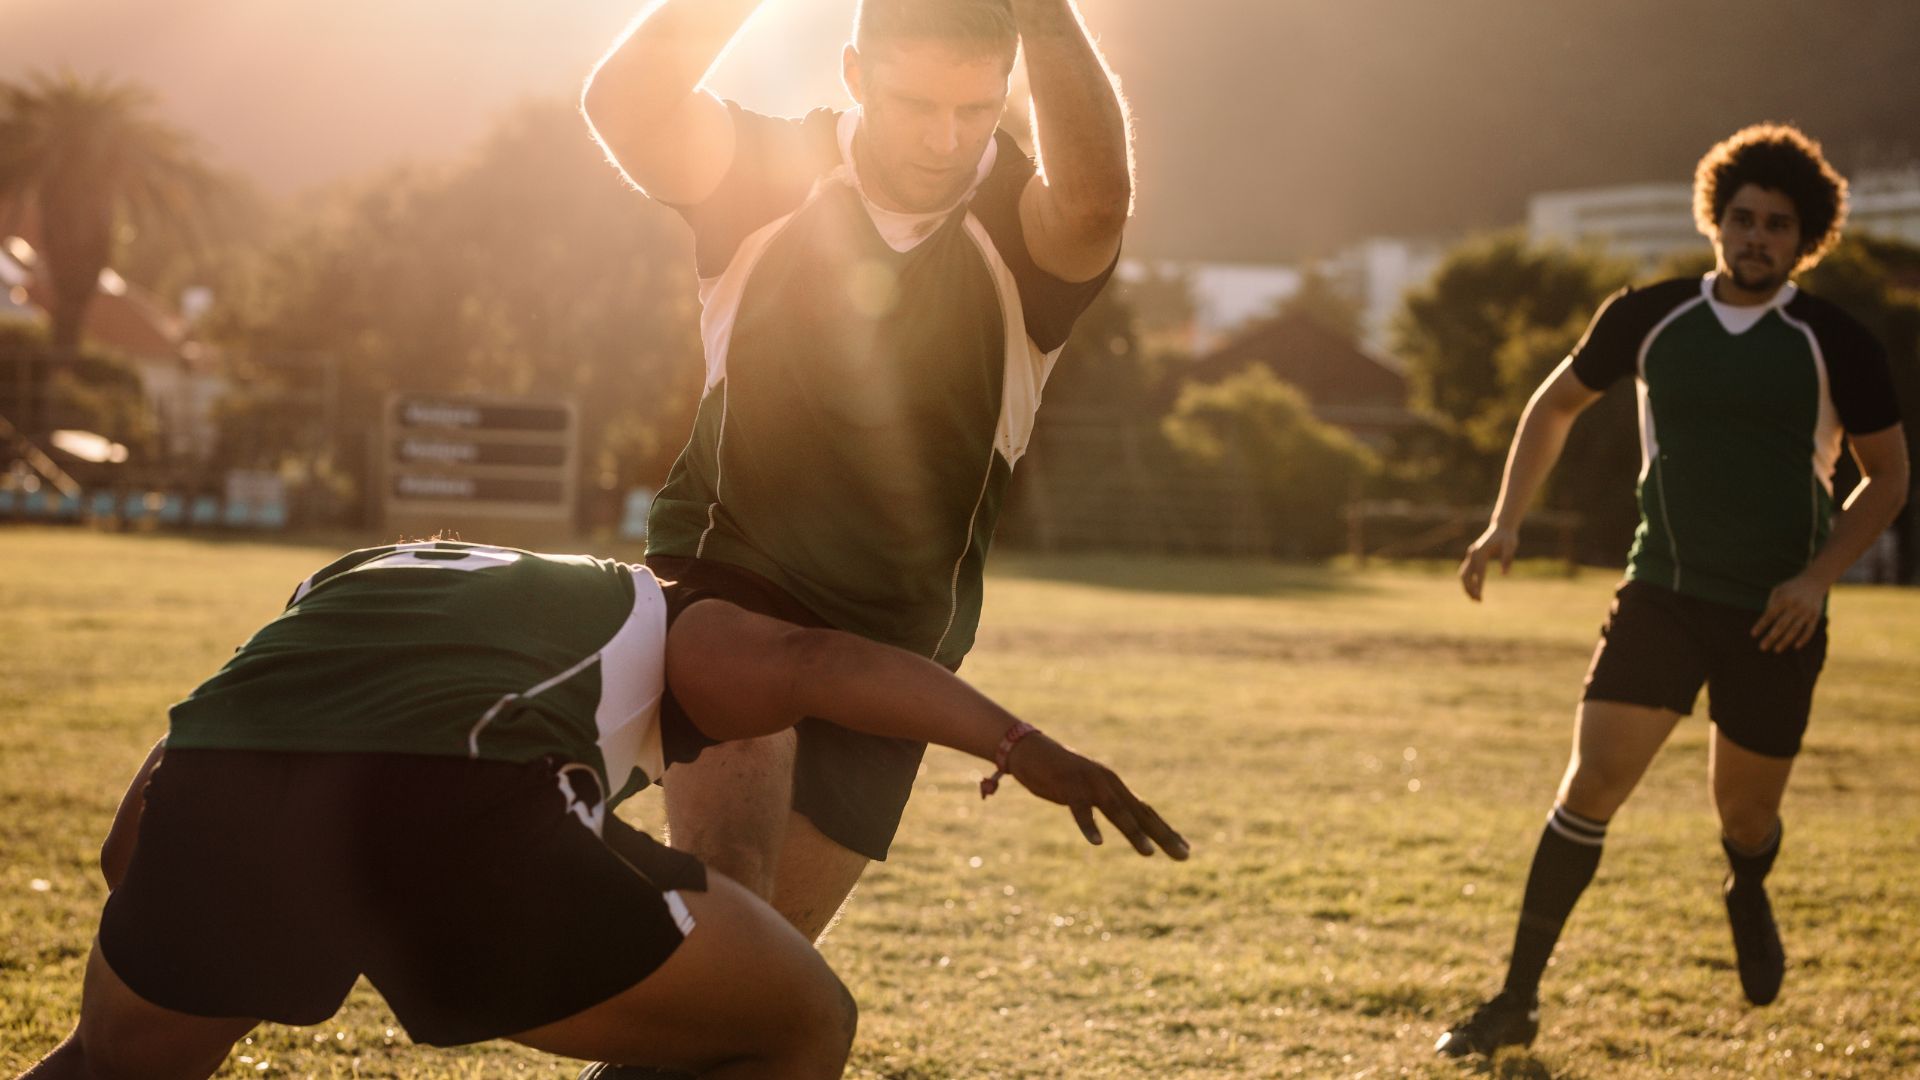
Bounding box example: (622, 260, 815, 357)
(772, 809, 870, 943)
(664, 730, 797, 899)
(1708, 727, 1795, 849)
(1556, 699, 1682, 821)
(661, 730, 873, 943)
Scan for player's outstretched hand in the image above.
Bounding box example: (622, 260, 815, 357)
(1005, 734, 1189, 859)
(1459, 524, 1519, 602)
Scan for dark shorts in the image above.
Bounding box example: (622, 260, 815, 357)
(1583, 579, 1828, 758)
(99, 749, 707, 1047)
(649, 554, 932, 862)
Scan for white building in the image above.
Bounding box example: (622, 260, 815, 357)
(1528, 182, 1697, 266)
(1131, 164, 1920, 363)
(1118, 259, 1300, 351)
(1323, 236, 1449, 350)
(1852, 165, 1920, 245)
(1125, 236, 1446, 355)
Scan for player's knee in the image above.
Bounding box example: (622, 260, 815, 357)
(1561, 764, 1632, 816)
(781, 967, 856, 1066)
(817, 973, 859, 1061)
(1717, 801, 1779, 848)
(833, 975, 859, 1050)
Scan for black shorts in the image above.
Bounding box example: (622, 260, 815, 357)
(649, 554, 932, 862)
(1583, 579, 1828, 758)
(99, 749, 707, 1047)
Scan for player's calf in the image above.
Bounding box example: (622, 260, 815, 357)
(1722, 824, 1785, 1005)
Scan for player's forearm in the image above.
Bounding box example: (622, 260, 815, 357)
(1015, 0, 1132, 226)
(582, 0, 763, 136)
(1800, 470, 1910, 589)
(786, 628, 1022, 764)
(1489, 392, 1580, 530)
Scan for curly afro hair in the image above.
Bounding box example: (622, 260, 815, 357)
(1694, 123, 1849, 271)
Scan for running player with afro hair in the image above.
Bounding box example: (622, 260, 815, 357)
(1437, 123, 1909, 1057)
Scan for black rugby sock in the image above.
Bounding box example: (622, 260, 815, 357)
(1501, 804, 1608, 1001)
(1723, 821, 1782, 888)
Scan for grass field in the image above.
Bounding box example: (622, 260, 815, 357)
(3, 527, 1917, 1079)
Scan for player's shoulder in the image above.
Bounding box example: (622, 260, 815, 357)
(1599, 277, 1702, 323)
(1782, 288, 1880, 346)
(724, 102, 843, 175)
(1576, 279, 1702, 362)
(292, 542, 625, 602)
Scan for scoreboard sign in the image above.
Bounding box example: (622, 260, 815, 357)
(380, 394, 578, 547)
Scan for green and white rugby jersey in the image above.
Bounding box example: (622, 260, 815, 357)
(647, 104, 1115, 667)
(167, 542, 688, 802)
(1570, 275, 1903, 610)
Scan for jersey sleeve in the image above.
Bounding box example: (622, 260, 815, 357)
(1796, 299, 1904, 434)
(968, 130, 1119, 354)
(666, 103, 835, 279)
(1567, 287, 1644, 391)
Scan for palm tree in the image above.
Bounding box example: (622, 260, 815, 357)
(0, 70, 227, 352)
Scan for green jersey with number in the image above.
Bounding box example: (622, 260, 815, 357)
(167, 542, 675, 799)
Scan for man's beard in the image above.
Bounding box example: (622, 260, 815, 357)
(1729, 256, 1790, 295)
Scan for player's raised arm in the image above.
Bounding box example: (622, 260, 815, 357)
(580, 0, 764, 205)
(664, 599, 1189, 859)
(1460, 358, 1603, 601)
(1014, 0, 1132, 283)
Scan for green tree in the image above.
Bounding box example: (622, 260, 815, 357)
(1162, 366, 1376, 558)
(1800, 235, 1920, 581)
(1001, 278, 1167, 550)
(1273, 265, 1363, 342)
(1389, 232, 1634, 501)
(0, 71, 228, 351)
(0, 321, 154, 465)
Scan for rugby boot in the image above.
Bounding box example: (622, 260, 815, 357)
(1725, 875, 1785, 1005)
(1433, 990, 1540, 1057)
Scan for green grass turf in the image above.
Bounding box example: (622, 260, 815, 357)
(2, 527, 1916, 1078)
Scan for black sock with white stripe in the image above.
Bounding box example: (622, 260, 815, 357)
(1501, 804, 1609, 1001)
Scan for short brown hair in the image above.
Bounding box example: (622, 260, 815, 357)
(852, 0, 1019, 67)
(1693, 123, 1849, 271)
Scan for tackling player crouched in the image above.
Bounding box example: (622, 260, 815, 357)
(18, 541, 1186, 1080)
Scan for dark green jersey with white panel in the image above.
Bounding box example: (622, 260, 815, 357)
(1569, 275, 1902, 610)
(646, 105, 1114, 666)
(167, 542, 704, 802)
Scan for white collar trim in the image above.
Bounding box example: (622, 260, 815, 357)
(1701, 272, 1796, 335)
